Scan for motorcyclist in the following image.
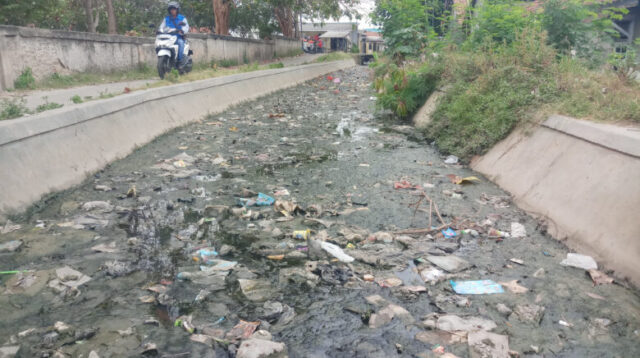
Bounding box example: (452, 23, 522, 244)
(159, 2, 189, 66)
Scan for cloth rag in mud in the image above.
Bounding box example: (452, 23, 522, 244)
(450, 280, 504, 294)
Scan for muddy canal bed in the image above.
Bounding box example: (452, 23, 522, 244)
(1, 67, 639, 358)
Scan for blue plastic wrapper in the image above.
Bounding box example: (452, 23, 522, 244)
(237, 193, 275, 207)
(450, 280, 504, 294)
(442, 227, 457, 239)
(256, 192, 275, 206)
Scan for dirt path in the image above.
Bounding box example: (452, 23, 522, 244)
(0, 66, 638, 358)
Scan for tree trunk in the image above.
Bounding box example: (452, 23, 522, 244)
(274, 6, 294, 38)
(105, 0, 117, 34)
(212, 0, 231, 35)
(83, 0, 99, 33)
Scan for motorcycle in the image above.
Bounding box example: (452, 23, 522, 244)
(155, 27, 193, 79)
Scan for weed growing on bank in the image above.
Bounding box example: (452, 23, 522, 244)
(14, 67, 36, 90)
(0, 99, 29, 120)
(371, 0, 640, 162)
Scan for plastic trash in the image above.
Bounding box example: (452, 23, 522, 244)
(199, 259, 237, 271)
(193, 247, 218, 263)
(319, 241, 354, 263)
(442, 228, 457, 239)
(393, 180, 420, 190)
(560, 253, 597, 270)
(292, 229, 311, 240)
(237, 193, 275, 207)
(450, 280, 504, 294)
(333, 78, 341, 84)
(510, 222, 526, 238)
(488, 228, 510, 238)
(0, 240, 23, 253)
(447, 174, 480, 185)
(444, 155, 459, 164)
(0, 270, 33, 275)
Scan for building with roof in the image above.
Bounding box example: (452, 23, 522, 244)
(301, 22, 359, 52)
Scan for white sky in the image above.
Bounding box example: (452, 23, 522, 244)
(340, 0, 377, 29)
(305, 0, 378, 30)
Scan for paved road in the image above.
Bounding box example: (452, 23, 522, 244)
(0, 79, 158, 112)
(0, 53, 322, 113)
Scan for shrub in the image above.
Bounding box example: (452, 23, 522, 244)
(542, 0, 627, 62)
(0, 99, 29, 120)
(469, 0, 536, 46)
(71, 95, 83, 104)
(14, 67, 36, 90)
(164, 69, 180, 83)
(218, 59, 239, 68)
(36, 101, 63, 113)
(373, 58, 444, 118)
(48, 72, 74, 87)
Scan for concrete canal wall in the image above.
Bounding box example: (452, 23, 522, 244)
(0, 25, 300, 91)
(472, 115, 640, 285)
(0, 60, 355, 217)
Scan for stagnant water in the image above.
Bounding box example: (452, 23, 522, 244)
(1, 67, 638, 358)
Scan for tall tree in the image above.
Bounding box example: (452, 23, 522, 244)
(105, 0, 117, 34)
(213, 0, 234, 35)
(83, 0, 99, 32)
(274, 5, 294, 37)
(267, 0, 360, 38)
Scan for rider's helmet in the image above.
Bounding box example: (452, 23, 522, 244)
(167, 1, 180, 13)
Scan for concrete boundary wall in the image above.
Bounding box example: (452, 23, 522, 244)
(0, 25, 300, 91)
(0, 60, 355, 217)
(471, 115, 640, 285)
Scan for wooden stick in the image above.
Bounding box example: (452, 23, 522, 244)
(428, 199, 433, 229)
(433, 201, 446, 226)
(394, 223, 449, 235)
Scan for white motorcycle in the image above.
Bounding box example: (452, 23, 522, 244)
(155, 28, 193, 79)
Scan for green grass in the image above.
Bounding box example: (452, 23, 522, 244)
(0, 99, 29, 120)
(268, 62, 285, 69)
(315, 52, 354, 63)
(373, 29, 640, 162)
(14, 68, 36, 90)
(275, 48, 304, 58)
(218, 59, 240, 68)
(34, 65, 156, 91)
(36, 101, 63, 113)
(71, 95, 83, 104)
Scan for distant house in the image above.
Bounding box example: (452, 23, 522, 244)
(612, 0, 639, 43)
(301, 22, 359, 52)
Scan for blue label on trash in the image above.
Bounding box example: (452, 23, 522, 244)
(442, 228, 457, 239)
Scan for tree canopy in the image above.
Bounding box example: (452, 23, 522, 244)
(0, 0, 361, 39)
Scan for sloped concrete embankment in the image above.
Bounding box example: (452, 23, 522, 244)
(0, 60, 354, 217)
(471, 115, 640, 285)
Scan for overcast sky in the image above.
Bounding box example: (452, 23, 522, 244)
(340, 0, 377, 29)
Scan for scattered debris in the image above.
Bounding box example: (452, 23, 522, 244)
(451, 280, 504, 295)
(444, 155, 459, 164)
(561, 253, 598, 270)
(588, 269, 614, 285)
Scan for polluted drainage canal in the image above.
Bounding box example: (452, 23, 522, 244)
(1, 67, 639, 357)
